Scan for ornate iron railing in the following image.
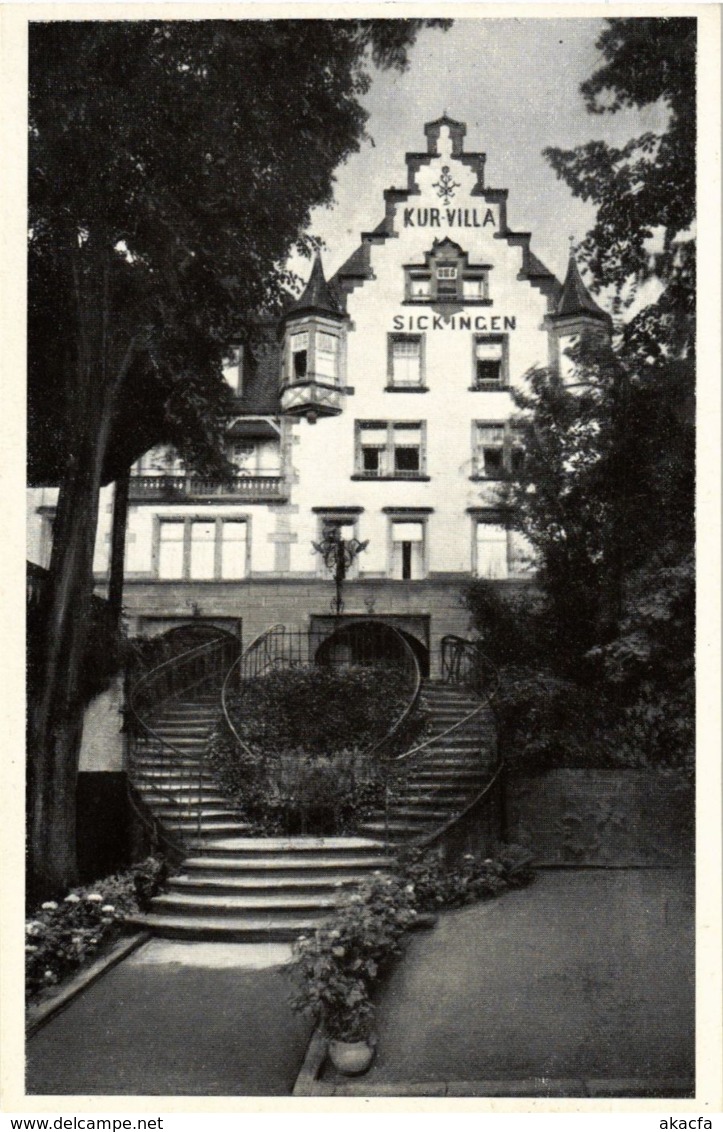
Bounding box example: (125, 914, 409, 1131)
(220, 620, 422, 777)
(383, 634, 502, 856)
(127, 632, 240, 852)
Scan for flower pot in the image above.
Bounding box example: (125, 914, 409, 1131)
(328, 1038, 374, 1076)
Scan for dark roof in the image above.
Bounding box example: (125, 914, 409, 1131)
(233, 329, 281, 415)
(556, 256, 610, 323)
(227, 418, 279, 439)
(285, 256, 345, 318)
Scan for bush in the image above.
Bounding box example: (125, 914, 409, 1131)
(287, 846, 535, 1041)
(494, 662, 693, 778)
(288, 874, 416, 1041)
(25, 857, 166, 999)
(225, 664, 416, 753)
(395, 844, 535, 912)
(209, 664, 425, 835)
(461, 580, 557, 669)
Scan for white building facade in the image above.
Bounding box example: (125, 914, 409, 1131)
(28, 116, 610, 676)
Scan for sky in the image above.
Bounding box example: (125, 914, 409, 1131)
(294, 17, 669, 289)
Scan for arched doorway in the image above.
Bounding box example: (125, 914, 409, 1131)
(129, 621, 240, 674)
(314, 619, 429, 676)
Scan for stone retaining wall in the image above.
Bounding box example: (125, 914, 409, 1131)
(506, 769, 694, 867)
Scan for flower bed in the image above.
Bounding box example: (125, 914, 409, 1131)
(25, 858, 166, 1000)
(287, 845, 534, 1045)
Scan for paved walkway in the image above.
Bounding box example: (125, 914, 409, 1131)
(26, 940, 311, 1096)
(27, 869, 694, 1098)
(320, 868, 695, 1096)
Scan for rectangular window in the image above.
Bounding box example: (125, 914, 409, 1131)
(474, 520, 536, 579)
(409, 276, 431, 298)
(315, 332, 339, 382)
(391, 520, 424, 580)
(474, 335, 507, 387)
(463, 277, 488, 300)
(316, 515, 361, 577)
(356, 421, 426, 478)
(393, 422, 422, 474)
(508, 529, 536, 578)
(473, 422, 525, 479)
(475, 522, 509, 579)
(158, 521, 185, 580)
(157, 518, 249, 580)
(474, 424, 505, 478)
(222, 345, 244, 395)
(359, 424, 388, 477)
(221, 521, 248, 579)
(389, 335, 423, 387)
(436, 263, 458, 299)
(290, 331, 308, 381)
(190, 520, 216, 580)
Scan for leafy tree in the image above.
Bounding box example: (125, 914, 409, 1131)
(544, 16, 696, 361)
(27, 18, 450, 900)
(503, 18, 695, 687)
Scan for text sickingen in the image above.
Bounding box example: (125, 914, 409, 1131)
(393, 314, 517, 332)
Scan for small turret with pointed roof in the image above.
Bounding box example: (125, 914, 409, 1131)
(546, 252, 612, 383)
(284, 255, 346, 322)
(555, 254, 611, 324)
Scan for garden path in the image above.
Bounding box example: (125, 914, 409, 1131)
(320, 868, 695, 1096)
(26, 940, 310, 1096)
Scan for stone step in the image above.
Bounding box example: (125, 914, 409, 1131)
(164, 821, 250, 837)
(357, 821, 431, 839)
(137, 794, 229, 809)
(391, 791, 473, 806)
(149, 891, 340, 918)
(145, 736, 209, 748)
(186, 836, 387, 855)
(136, 784, 224, 799)
(146, 805, 239, 819)
(168, 871, 385, 896)
(134, 756, 207, 769)
(385, 806, 454, 821)
(124, 912, 327, 942)
(182, 852, 393, 874)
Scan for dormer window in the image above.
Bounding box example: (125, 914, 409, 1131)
(463, 276, 488, 300)
(409, 275, 431, 298)
(404, 239, 492, 305)
(436, 264, 458, 298)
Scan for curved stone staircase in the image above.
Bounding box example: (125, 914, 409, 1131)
(357, 680, 497, 842)
(128, 667, 496, 942)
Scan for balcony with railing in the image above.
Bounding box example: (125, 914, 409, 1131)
(128, 472, 288, 504)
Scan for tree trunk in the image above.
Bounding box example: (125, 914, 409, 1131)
(27, 401, 114, 901)
(107, 468, 130, 629)
(27, 248, 137, 903)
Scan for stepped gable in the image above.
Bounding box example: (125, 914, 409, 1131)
(332, 114, 561, 306)
(554, 254, 611, 324)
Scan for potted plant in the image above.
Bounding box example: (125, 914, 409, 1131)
(289, 934, 377, 1074)
(288, 876, 416, 1075)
